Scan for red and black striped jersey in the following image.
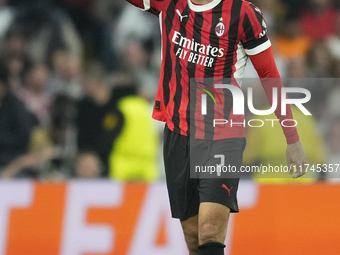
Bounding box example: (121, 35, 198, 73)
(127, 0, 272, 140)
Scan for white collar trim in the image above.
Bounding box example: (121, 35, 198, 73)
(187, 0, 222, 12)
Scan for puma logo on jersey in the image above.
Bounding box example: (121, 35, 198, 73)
(176, 9, 188, 22)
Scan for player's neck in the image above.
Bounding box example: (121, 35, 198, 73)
(190, 0, 214, 5)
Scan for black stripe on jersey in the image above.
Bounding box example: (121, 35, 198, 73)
(242, 14, 268, 50)
(205, 2, 222, 78)
(163, 2, 178, 107)
(149, 7, 160, 16)
(242, 14, 254, 45)
(148, 0, 167, 16)
(223, 0, 242, 78)
(223, 0, 242, 122)
(172, 4, 190, 134)
(188, 12, 204, 137)
(203, 1, 223, 140)
(249, 3, 264, 25)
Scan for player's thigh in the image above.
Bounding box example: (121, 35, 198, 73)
(199, 177, 240, 212)
(195, 137, 245, 244)
(163, 124, 200, 220)
(196, 137, 245, 212)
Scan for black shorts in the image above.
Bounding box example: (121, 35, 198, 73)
(163, 125, 246, 221)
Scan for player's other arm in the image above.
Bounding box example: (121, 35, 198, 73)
(241, 2, 306, 178)
(249, 48, 307, 178)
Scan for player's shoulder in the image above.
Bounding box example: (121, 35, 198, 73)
(222, 0, 263, 16)
(240, 0, 263, 15)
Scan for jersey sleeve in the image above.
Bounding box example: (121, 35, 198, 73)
(125, 0, 165, 16)
(241, 2, 271, 56)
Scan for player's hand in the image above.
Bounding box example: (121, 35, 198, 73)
(286, 141, 307, 178)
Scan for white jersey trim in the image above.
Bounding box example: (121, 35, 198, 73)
(244, 40, 271, 56)
(159, 12, 163, 60)
(187, 0, 222, 12)
(233, 42, 248, 86)
(141, 0, 151, 11)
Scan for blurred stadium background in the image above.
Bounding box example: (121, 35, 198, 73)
(0, 0, 339, 254)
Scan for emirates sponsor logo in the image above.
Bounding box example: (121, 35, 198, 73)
(172, 31, 225, 67)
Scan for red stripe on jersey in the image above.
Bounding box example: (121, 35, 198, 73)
(211, 0, 232, 140)
(152, 12, 167, 122)
(200, 10, 214, 140)
(194, 10, 212, 139)
(213, 0, 232, 80)
(165, 2, 183, 132)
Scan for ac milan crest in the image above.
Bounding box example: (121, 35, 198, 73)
(215, 21, 225, 37)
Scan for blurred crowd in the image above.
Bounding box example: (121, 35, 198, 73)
(0, 0, 339, 181)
